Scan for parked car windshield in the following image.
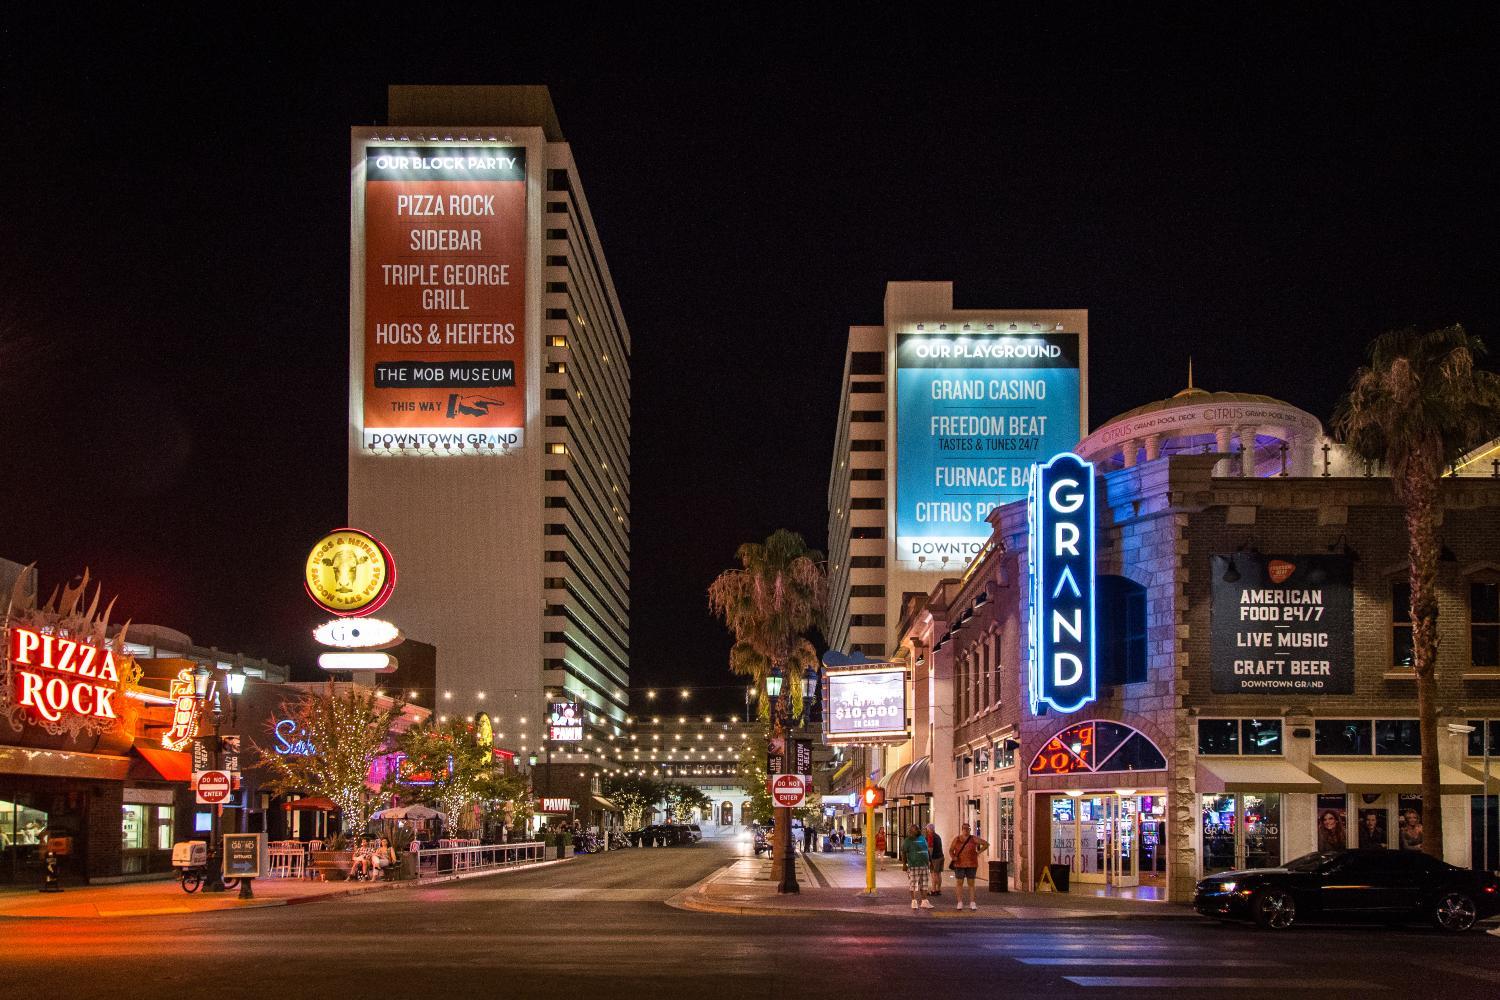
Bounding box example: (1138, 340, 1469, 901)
(1283, 850, 1340, 872)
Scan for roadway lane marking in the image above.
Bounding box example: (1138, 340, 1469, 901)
(1019, 958, 1282, 967)
(1064, 977, 1385, 989)
(1409, 959, 1500, 985)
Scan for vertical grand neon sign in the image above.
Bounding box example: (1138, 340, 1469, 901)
(1028, 453, 1097, 715)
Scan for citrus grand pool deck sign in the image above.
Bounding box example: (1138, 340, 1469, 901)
(1028, 453, 1097, 716)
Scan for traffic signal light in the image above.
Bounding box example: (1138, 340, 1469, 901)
(863, 786, 884, 808)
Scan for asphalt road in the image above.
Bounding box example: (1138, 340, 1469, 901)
(2, 841, 1497, 999)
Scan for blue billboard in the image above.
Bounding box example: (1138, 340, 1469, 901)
(895, 331, 1082, 566)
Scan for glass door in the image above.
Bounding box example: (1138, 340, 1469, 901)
(1078, 796, 1106, 882)
(1106, 795, 1140, 887)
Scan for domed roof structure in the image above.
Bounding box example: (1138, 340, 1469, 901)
(1077, 365, 1324, 477)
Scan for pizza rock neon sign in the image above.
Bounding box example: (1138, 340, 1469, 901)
(1028, 453, 1097, 715)
(8, 626, 121, 724)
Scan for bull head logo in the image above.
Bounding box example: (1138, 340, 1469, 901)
(321, 549, 370, 593)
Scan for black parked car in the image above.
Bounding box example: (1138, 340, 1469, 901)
(1194, 849, 1500, 932)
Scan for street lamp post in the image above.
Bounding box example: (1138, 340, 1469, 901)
(194, 666, 227, 894)
(764, 670, 797, 893)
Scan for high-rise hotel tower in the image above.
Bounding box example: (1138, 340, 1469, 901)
(828, 282, 1087, 656)
(348, 87, 631, 761)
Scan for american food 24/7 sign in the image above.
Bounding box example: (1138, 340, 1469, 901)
(1210, 553, 1354, 693)
(1028, 453, 1097, 715)
(361, 145, 527, 452)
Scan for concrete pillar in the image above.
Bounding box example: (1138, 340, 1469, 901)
(1213, 426, 1233, 477)
(1122, 439, 1137, 468)
(1144, 433, 1162, 462)
(1239, 426, 1257, 478)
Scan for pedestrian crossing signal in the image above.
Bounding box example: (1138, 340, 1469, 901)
(863, 786, 884, 808)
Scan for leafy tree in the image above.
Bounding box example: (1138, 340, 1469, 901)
(735, 729, 774, 825)
(1334, 325, 1500, 858)
(709, 529, 827, 892)
(255, 684, 403, 834)
(605, 773, 667, 829)
(389, 716, 500, 834)
(663, 782, 713, 823)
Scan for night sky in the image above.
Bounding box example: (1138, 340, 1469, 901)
(3, 10, 1496, 716)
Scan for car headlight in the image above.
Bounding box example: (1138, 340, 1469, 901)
(1218, 881, 1237, 893)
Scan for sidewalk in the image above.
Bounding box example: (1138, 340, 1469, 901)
(668, 847, 1197, 921)
(0, 855, 574, 919)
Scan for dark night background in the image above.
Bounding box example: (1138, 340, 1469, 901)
(2, 9, 1496, 716)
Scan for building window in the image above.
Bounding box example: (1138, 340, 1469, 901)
(850, 439, 884, 452)
(849, 614, 885, 628)
(850, 381, 884, 393)
(1198, 719, 1283, 756)
(850, 410, 884, 422)
(546, 443, 567, 455)
(1315, 720, 1372, 756)
(546, 308, 569, 320)
(1197, 719, 1239, 755)
(545, 470, 567, 481)
(850, 526, 884, 540)
(545, 416, 568, 427)
(973, 748, 989, 774)
(547, 169, 570, 192)
(153, 806, 175, 851)
(1374, 720, 1421, 756)
(849, 351, 884, 376)
(548, 335, 569, 348)
(547, 201, 567, 213)
(546, 254, 568, 266)
(1314, 719, 1419, 756)
(850, 556, 885, 568)
(1467, 720, 1500, 757)
(1099, 576, 1147, 686)
(1472, 582, 1500, 666)
(1202, 793, 1282, 875)
(850, 497, 884, 510)
(996, 739, 1017, 770)
(546, 388, 569, 400)
(955, 754, 971, 779)
(121, 804, 147, 851)
(546, 362, 568, 374)
(546, 228, 567, 239)
(545, 280, 568, 292)
(849, 585, 885, 598)
(1392, 582, 1414, 667)
(1242, 719, 1283, 755)
(850, 468, 885, 481)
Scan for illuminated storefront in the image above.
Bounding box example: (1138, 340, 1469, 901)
(892, 381, 1500, 902)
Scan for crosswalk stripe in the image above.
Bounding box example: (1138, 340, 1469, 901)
(1064, 977, 1386, 990)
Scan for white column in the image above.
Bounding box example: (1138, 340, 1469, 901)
(1239, 426, 1257, 478)
(1144, 433, 1162, 462)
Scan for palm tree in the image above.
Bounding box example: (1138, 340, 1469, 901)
(709, 529, 827, 893)
(1334, 325, 1500, 859)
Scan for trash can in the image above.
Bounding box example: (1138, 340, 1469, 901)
(1046, 862, 1071, 892)
(987, 860, 1009, 892)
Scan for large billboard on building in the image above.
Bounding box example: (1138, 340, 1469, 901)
(896, 330, 1082, 566)
(823, 667, 907, 744)
(361, 145, 527, 451)
(1210, 553, 1354, 693)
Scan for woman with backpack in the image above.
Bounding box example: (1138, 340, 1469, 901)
(902, 823, 932, 910)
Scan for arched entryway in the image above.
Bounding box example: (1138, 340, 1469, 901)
(719, 801, 733, 827)
(1028, 719, 1170, 900)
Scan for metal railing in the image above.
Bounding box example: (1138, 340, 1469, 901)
(414, 841, 547, 878)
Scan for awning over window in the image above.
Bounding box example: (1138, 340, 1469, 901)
(591, 795, 618, 812)
(895, 756, 932, 798)
(878, 763, 909, 794)
(132, 744, 193, 783)
(1197, 758, 1321, 794)
(1311, 760, 1482, 795)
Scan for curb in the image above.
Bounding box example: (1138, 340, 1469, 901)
(664, 862, 1199, 922)
(0, 855, 576, 920)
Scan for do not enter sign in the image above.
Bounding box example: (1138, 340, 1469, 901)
(195, 770, 232, 805)
(769, 773, 807, 809)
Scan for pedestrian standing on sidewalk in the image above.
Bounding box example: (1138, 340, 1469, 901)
(924, 822, 944, 896)
(902, 823, 932, 909)
(948, 822, 989, 911)
(803, 819, 817, 854)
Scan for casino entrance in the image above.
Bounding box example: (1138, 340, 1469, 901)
(1028, 720, 1171, 900)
